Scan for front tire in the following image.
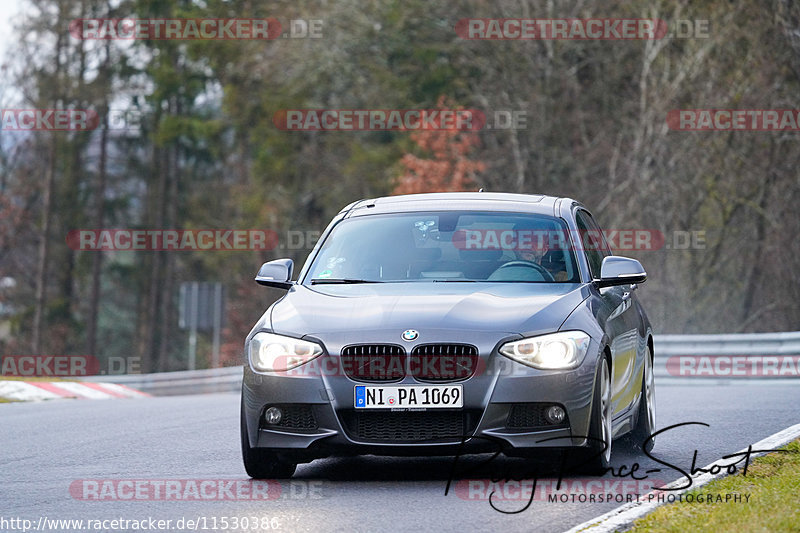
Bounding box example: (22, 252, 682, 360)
(627, 346, 656, 453)
(241, 396, 297, 479)
(580, 357, 612, 474)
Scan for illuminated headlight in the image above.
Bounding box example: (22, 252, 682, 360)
(499, 331, 591, 370)
(248, 331, 323, 372)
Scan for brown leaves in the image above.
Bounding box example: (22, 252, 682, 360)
(394, 96, 486, 194)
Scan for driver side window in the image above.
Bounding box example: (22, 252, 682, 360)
(575, 210, 610, 279)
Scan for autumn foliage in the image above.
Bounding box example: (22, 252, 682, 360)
(394, 97, 486, 194)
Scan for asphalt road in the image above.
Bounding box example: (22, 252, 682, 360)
(2, 381, 799, 533)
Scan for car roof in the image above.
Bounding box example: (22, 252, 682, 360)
(341, 192, 575, 217)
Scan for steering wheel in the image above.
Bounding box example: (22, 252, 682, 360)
(488, 260, 555, 282)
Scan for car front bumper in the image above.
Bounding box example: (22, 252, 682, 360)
(242, 330, 602, 462)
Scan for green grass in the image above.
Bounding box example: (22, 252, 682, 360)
(629, 439, 800, 533)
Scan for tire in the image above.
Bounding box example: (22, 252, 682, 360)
(241, 396, 297, 479)
(627, 346, 656, 453)
(580, 357, 612, 474)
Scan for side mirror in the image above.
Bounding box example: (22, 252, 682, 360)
(596, 256, 646, 288)
(255, 259, 294, 290)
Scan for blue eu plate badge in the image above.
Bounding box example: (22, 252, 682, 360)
(355, 385, 366, 407)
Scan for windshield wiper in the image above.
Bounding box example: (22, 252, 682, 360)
(310, 278, 383, 285)
(431, 279, 477, 282)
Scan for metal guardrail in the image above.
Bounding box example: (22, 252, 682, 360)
(653, 331, 800, 379)
(654, 331, 800, 356)
(85, 332, 800, 395)
(83, 366, 242, 395)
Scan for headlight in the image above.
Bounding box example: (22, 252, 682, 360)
(499, 331, 591, 369)
(248, 331, 323, 372)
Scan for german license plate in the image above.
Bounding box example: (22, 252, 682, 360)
(354, 385, 463, 409)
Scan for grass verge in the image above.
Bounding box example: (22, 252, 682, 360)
(628, 439, 800, 532)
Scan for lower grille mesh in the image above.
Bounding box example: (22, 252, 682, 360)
(263, 404, 318, 430)
(342, 411, 470, 442)
(506, 403, 567, 428)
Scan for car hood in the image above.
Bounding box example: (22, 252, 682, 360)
(264, 282, 590, 339)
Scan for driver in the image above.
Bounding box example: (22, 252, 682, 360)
(513, 224, 547, 264)
(484, 224, 554, 282)
(512, 225, 568, 281)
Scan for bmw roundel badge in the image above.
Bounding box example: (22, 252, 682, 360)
(401, 329, 419, 342)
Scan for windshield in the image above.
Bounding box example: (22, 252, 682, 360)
(304, 211, 581, 284)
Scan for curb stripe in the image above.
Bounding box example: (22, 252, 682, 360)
(100, 382, 152, 397)
(80, 382, 128, 398)
(45, 381, 112, 399)
(0, 381, 62, 401)
(28, 381, 80, 398)
(0, 380, 150, 402)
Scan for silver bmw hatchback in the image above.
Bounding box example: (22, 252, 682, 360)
(241, 192, 655, 478)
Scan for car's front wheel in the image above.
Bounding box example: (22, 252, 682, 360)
(240, 396, 297, 479)
(626, 346, 656, 452)
(580, 357, 612, 474)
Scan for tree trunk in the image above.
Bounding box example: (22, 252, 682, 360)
(32, 136, 57, 354)
(87, 101, 109, 357)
